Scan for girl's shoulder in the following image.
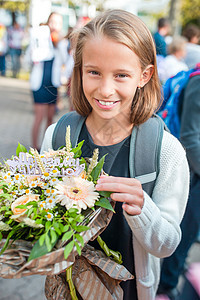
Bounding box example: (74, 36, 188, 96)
(161, 130, 186, 164)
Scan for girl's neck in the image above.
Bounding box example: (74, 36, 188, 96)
(85, 114, 133, 146)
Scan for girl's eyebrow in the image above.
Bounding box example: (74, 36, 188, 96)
(83, 64, 134, 73)
(83, 64, 98, 68)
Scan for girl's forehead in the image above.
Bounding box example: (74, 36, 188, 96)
(82, 35, 141, 70)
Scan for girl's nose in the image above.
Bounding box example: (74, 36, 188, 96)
(98, 78, 115, 98)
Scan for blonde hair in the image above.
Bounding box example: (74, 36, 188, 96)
(71, 9, 161, 126)
(168, 36, 187, 55)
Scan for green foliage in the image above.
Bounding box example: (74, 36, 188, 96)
(181, 0, 200, 26)
(90, 154, 106, 183)
(16, 143, 27, 156)
(0, 1, 29, 12)
(95, 197, 115, 213)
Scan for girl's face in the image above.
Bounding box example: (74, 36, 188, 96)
(82, 35, 151, 123)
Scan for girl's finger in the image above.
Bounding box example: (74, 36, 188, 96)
(96, 182, 142, 196)
(97, 175, 141, 187)
(122, 203, 142, 216)
(111, 192, 144, 208)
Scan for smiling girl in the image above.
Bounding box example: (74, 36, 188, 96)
(41, 10, 189, 300)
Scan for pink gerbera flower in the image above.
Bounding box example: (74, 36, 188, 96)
(55, 177, 99, 212)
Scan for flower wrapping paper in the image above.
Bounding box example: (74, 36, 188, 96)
(0, 204, 134, 299)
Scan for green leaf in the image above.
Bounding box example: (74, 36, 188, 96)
(74, 241, 81, 256)
(75, 234, 84, 247)
(74, 225, 90, 233)
(45, 221, 51, 231)
(71, 140, 84, 157)
(64, 240, 74, 259)
(98, 191, 112, 198)
(27, 207, 34, 217)
(58, 222, 64, 232)
(0, 230, 15, 255)
(50, 229, 57, 244)
(62, 225, 70, 232)
(15, 205, 27, 209)
(74, 214, 84, 222)
(95, 198, 115, 213)
(16, 143, 27, 156)
(45, 233, 52, 252)
(62, 230, 73, 242)
(0, 232, 2, 241)
(68, 208, 79, 214)
(39, 233, 46, 246)
(28, 233, 58, 261)
(90, 155, 106, 182)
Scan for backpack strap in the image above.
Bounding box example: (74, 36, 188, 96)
(52, 111, 86, 150)
(129, 114, 165, 196)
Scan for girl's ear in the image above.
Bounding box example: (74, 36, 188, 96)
(139, 65, 154, 88)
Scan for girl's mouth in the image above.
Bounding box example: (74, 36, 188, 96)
(95, 99, 119, 109)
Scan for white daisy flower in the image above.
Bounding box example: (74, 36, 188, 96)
(46, 212, 54, 221)
(39, 201, 46, 210)
(50, 169, 60, 177)
(46, 197, 56, 209)
(49, 177, 59, 186)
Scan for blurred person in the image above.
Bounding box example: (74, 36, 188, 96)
(29, 12, 69, 150)
(61, 26, 75, 111)
(158, 36, 188, 84)
(0, 23, 8, 76)
(154, 18, 170, 57)
(182, 24, 200, 69)
(156, 68, 200, 300)
(7, 14, 24, 78)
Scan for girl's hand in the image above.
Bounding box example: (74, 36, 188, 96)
(95, 175, 144, 216)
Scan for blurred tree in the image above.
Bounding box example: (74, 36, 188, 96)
(169, 0, 181, 35)
(0, 0, 31, 26)
(181, 0, 200, 27)
(167, 0, 199, 35)
(0, 0, 30, 12)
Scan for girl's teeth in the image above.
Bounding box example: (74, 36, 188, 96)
(98, 100, 115, 106)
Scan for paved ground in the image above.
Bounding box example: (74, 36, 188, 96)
(0, 77, 199, 299)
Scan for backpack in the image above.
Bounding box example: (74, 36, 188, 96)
(158, 64, 200, 139)
(52, 111, 166, 197)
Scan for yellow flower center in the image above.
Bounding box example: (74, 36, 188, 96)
(44, 172, 49, 177)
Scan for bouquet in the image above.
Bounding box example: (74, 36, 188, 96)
(0, 126, 133, 300)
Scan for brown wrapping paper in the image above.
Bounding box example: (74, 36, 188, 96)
(0, 204, 134, 299)
(45, 245, 134, 300)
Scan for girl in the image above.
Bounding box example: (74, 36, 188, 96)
(41, 10, 189, 300)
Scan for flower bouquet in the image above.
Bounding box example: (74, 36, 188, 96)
(0, 126, 133, 299)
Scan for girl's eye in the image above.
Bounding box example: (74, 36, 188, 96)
(89, 71, 99, 75)
(116, 74, 128, 78)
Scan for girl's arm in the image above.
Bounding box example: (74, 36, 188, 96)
(96, 131, 190, 258)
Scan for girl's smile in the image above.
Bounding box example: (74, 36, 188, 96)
(95, 98, 119, 109)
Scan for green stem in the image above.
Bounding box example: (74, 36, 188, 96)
(66, 266, 78, 300)
(97, 235, 123, 264)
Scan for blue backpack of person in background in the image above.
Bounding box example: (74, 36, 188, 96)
(158, 64, 200, 139)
